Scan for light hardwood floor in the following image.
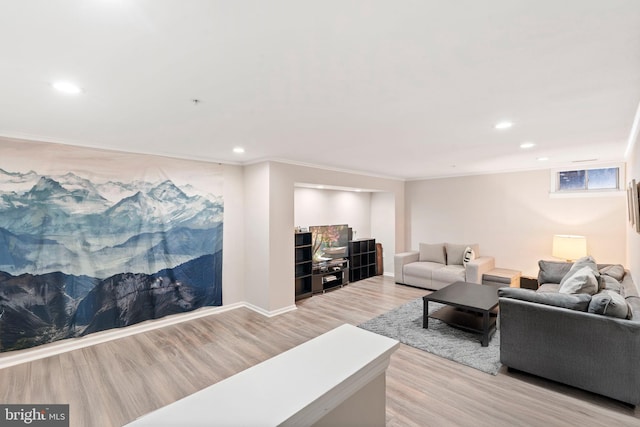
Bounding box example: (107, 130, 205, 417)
(0, 276, 638, 426)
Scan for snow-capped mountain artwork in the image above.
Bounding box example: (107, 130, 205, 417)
(0, 139, 224, 352)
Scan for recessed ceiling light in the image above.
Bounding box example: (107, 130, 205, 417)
(494, 121, 513, 130)
(355, 189, 362, 192)
(520, 142, 536, 149)
(537, 157, 549, 161)
(52, 81, 82, 95)
(233, 147, 245, 154)
(317, 185, 324, 189)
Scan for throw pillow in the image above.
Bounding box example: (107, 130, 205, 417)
(588, 290, 631, 319)
(445, 243, 468, 265)
(462, 246, 476, 266)
(419, 243, 446, 264)
(599, 264, 625, 281)
(559, 255, 599, 288)
(538, 260, 572, 285)
(558, 266, 599, 295)
(599, 275, 622, 293)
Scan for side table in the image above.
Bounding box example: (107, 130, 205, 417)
(482, 268, 521, 288)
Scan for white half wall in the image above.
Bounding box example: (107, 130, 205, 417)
(406, 169, 626, 277)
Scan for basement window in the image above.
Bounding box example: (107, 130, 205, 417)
(551, 164, 624, 197)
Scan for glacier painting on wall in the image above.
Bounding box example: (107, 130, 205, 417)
(0, 137, 223, 352)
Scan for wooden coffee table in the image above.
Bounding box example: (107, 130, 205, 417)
(422, 281, 500, 347)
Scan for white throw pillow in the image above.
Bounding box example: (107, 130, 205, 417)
(558, 266, 599, 295)
(462, 246, 476, 266)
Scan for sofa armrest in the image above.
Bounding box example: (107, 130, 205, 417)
(464, 256, 495, 284)
(394, 251, 419, 283)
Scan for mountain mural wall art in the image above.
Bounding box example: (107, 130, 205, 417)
(0, 137, 223, 352)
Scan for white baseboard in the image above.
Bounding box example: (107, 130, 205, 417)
(244, 302, 298, 317)
(0, 300, 294, 370)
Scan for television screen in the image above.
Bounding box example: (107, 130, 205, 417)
(310, 224, 349, 262)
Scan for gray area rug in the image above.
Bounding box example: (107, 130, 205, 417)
(358, 298, 501, 375)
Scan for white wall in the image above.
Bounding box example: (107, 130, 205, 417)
(294, 188, 372, 238)
(294, 188, 396, 276)
(406, 169, 626, 277)
(243, 162, 272, 310)
(626, 119, 640, 292)
(264, 161, 405, 312)
(221, 164, 245, 305)
(371, 192, 395, 275)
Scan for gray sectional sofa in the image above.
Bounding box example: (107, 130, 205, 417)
(499, 257, 640, 405)
(394, 242, 495, 290)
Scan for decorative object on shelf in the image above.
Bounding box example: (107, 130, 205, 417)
(552, 235, 587, 262)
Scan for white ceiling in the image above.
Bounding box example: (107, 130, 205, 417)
(1, 0, 639, 180)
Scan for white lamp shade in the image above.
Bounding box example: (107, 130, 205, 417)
(552, 235, 587, 261)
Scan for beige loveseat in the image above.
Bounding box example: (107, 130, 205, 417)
(394, 242, 495, 290)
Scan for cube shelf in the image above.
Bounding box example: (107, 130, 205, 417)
(294, 232, 313, 300)
(348, 238, 377, 283)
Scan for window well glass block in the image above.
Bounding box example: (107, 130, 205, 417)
(587, 167, 618, 190)
(558, 170, 586, 191)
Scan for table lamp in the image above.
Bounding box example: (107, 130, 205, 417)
(552, 235, 587, 262)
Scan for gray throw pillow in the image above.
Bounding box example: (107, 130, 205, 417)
(599, 275, 622, 293)
(588, 290, 631, 319)
(419, 243, 446, 264)
(538, 260, 572, 284)
(599, 264, 625, 281)
(498, 287, 591, 311)
(558, 266, 599, 295)
(445, 243, 468, 265)
(626, 296, 640, 321)
(559, 256, 599, 288)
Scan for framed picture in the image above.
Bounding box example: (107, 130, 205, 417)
(632, 179, 640, 233)
(628, 185, 633, 224)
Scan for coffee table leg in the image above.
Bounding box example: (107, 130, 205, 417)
(481, 310, 489, 347)
(423, 299, 429, 329)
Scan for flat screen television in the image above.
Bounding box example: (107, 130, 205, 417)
(310, 224, 349, 262)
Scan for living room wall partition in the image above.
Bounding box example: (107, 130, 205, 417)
(0, 138, 223, 352)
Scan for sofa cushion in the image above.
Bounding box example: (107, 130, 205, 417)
(538, 260, 572, 285)
(432, 265, 465, 283)
(588, 290, 631, 319)
(537, 283, 560, 293)
(499, 287, 591, 311)
(404, 261, 443, 280)
(419, 243, 446, 264)
(599, 275, 622, 294)
(558, 266, 599, 295)
(599, 264, 625, 281)
(445, 243, 467, 265)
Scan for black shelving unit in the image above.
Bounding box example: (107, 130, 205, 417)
(348, 238, 377, 282)
(294, 232, 313, 300)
